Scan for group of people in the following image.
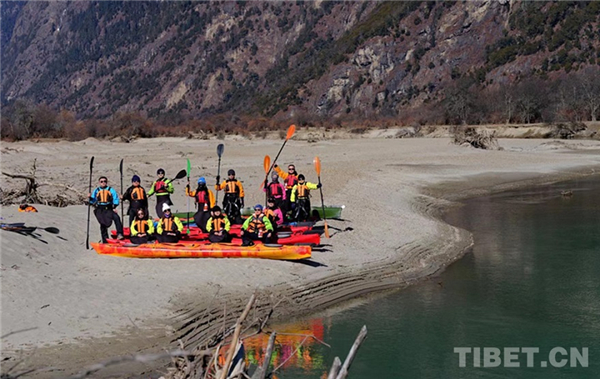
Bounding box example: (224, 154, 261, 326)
(88, 163, 322, 245)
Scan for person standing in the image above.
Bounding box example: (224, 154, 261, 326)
(263, 171, 286, 210)
(240, 204, 274, 246)
(89, 176, 124, 243)
(147, 168, 174, 218)
(156, 204, 184, 243)
(291, 174, 321, 222)
(273, 163, 298, 220)
(206, 206, 231, 243)
(122, 174, 148, 226)
(215, 169, 245, 224)
(129, 208, 154, 245)
(186, 177, 215, 232)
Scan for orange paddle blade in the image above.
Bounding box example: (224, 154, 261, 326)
(264, 155, 271, 173)
(314, 156, 321, 176)
(324, 220, 330, 238)
(286, 124, 296, 140)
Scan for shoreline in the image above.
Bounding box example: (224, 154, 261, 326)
(2, 137, 600, 376)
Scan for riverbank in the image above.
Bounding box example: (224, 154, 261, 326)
(2, 136, 600, 377)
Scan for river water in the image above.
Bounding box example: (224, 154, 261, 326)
(245, 175, 600, 378)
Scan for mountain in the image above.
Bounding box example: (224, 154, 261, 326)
(2, 1, 600, 123)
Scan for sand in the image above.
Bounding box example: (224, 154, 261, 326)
(2, 133, 600, 376)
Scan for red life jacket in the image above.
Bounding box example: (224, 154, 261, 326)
(268, 182, 283, 198)
(155, 180, 167, 193)
(285, 175, 297, 189)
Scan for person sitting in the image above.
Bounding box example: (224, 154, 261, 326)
(185, 176, 215, 232)
(18, 204, 38, 212)
(156, 204, 183, 243)
(240, 204, 274, 246)
(215, 169, 245, 224)
(265, 198, 284, 227)
(206, 206, 231, 243)
(291, 174, 321, 222)
(129, 208, 154, 245)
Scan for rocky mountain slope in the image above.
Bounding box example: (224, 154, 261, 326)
(2, 1, 599, 121)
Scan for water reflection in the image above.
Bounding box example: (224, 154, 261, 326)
(244, 319, 329, 378)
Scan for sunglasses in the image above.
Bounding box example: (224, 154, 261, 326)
(99, 180, 107, 183)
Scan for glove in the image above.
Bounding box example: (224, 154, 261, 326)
(317, 183, 322, 188)
(216, 175, 221, 183)
(273, 164, 278, 168)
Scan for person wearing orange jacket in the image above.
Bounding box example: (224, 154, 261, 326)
(214, 169, 244, 224)
(273, 163, 298, 220)
(290, 174, 321, 222)
(185, 177, 215, 232)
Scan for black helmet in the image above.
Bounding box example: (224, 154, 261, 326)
(211, 205, 222, 212)
(157, 168, 165, 175)
(298, 174, 305, 181)
(228, 169, 235, 176)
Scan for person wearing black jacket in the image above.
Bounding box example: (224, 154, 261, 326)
(122, 175, 149, 226)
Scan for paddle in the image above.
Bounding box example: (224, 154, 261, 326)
(86, 156, 94, 249)
(216, 143, 224, 204)
(186, 158, 191, 235)
(173, 169, 187, 181)
(263, 155, 271, 204)
(267, 124, 295, 176)
(119, 159, 124, 221)
(314, 156, 330, 238)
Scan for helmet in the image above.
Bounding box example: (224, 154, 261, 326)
(254, 204, 263, 211)
(271, 172, 279, 180)
(228, 169, 235, 176)
(132, 175, 141, 183)
(157, 168, 165, 175)
(211, 205, 221, 212)
(298, 174, 305, 181)
(197, 177, 206, 184)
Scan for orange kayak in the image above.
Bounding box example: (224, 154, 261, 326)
(91, 242, 311, 260)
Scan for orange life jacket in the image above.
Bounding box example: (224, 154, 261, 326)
(133, 220, 149, 234)
(131, 187, 146, 200)
(97, 188, 113, 204)
(225, 179, 239, 194)
(210, 216, 226, 231)
(296, 183, 310, 199)
(247, 215, 266, 233)
(265, 208, 279, 224)
(161, 217, 176, 232)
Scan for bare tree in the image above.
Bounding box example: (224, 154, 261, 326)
(576, 67, 600, 122)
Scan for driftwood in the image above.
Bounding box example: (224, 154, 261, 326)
(1, 159, 86, 207)
(451, 126, 499, 149)
(326, 325, 368, 379)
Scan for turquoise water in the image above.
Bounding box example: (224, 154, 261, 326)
(255, 176, 600, 378)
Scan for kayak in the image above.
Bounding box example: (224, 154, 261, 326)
(91, 242, 311, 260)
(240, 205, 345, 219)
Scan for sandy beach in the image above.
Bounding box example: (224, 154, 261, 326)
(2, 132, 600, 376)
